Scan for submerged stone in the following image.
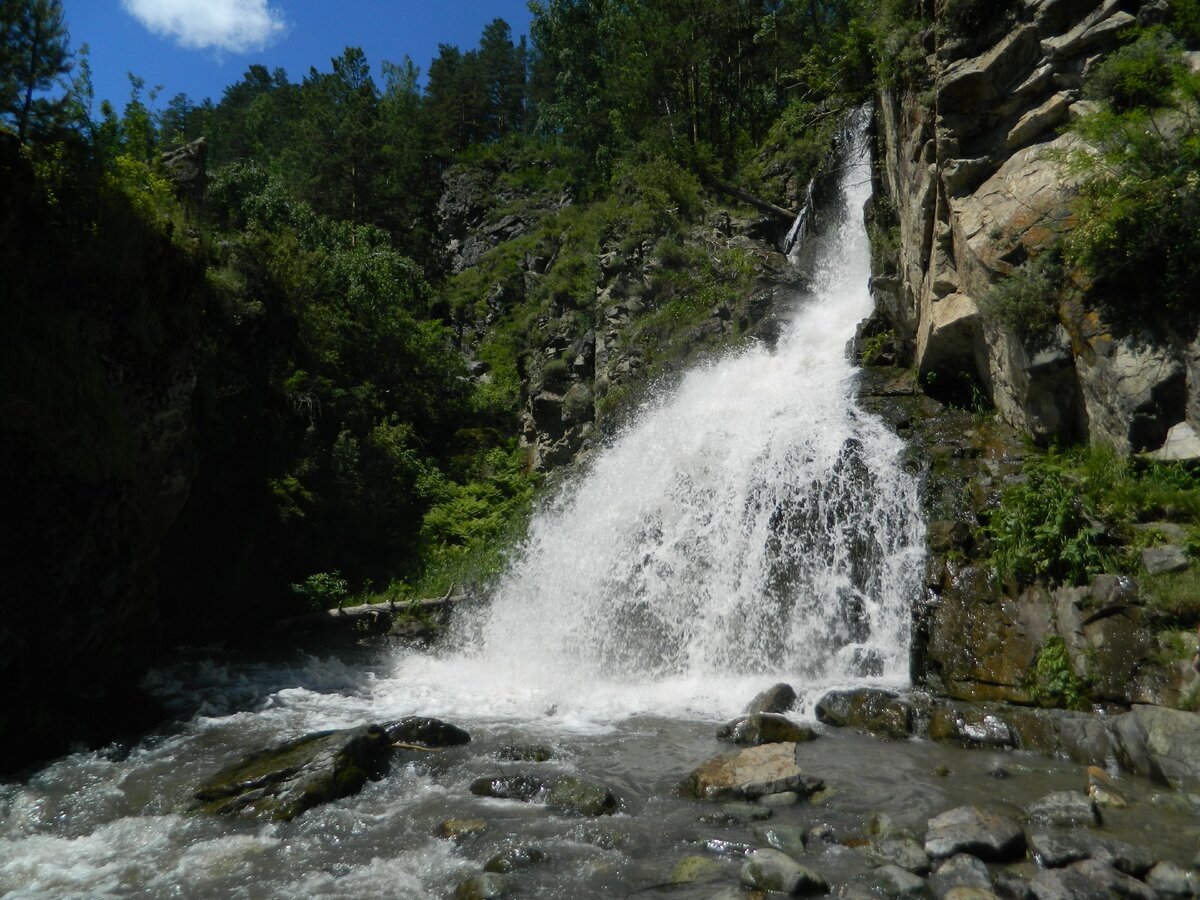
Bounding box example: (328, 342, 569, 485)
(469, 773, 618, 816)
(383, 716, 470, 747)
(484, 846, 546, 874)
(192, 724, 391, 821)
(436, 818, 488, 841)
(669, 855, 723, 884)
(454, 872, 512, 900)
(685, 742, 824, 800)
(1025, 791, 1100, 828)
(752, 823, 808, 859)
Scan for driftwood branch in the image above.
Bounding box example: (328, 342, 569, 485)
(698, 172, 799, 223)
(273, 591, 469, 633)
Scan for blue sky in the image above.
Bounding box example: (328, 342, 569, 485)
(62, 1, 535, 113)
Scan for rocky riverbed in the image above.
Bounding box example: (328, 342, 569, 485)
(3, 641, 1198, 898)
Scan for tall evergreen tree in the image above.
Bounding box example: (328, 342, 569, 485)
(0, 0, 71, 143)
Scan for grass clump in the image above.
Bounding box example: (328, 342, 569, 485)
(1029, 635, 1090, 710)
(978, 254, 1062, 337)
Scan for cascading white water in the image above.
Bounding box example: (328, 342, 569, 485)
(401, 108, 926, 721)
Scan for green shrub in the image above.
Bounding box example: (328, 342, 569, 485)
(978, 254, 1062, 336)
(1030, 635, 1089, 710)
(1084, 27, 1181, 111)
(291, 570, 349, 610)
(986, 452, 1111, 586)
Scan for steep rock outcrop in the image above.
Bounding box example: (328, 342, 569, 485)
(874, 0, 1192, 454)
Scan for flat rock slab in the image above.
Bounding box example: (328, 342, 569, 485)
(686, 742, 824, 800)
(193, 724, 392, 821)
(925, 806, 1025, 862)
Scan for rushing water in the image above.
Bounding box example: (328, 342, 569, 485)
(5, 112, 1196, 898)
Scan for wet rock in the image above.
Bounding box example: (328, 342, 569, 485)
(470, 773, 546, 802)
(741, 848, 829, 895)
(931, 854, 994, 896)
(874, 864, 928, 896)
(1024, 791, 1099, 828)
(193, 724, 391, 821)
(436, 818, 488, 841)
(484, 846, 546, 874)
(815, 689, 914, 739)
(718, 713, 819, 746)
(865, 834, 932, 874)
(454, 872, 513, 900)
(722, 801, 774, 820)
(746, 682, 798, 715)
(685, 743, 824, 801)
(1145, 860, 1198, 897)
(994, 869, 1035, 899)
(1111, 704, 1200, 789)
(752, 823, 808, 859)
(669, 855, 723, 884)
(546, 776, 619, 816)
(495, 744, 555, 762)
(1028, 832, 1154, 877)
(760, 791, 801, 808)
(929, 707, 1017, 749)
(925, 807, 1025, 862)
(1030, 858, 1156, 900)
(383, 716, 470, 747)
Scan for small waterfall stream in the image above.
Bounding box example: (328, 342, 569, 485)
(7, 111, 1190, 900)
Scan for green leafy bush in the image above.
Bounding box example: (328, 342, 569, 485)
(1030, 635, 1089, 710)
(1084, 27, 1181, 110)
(979, 254, 1062, 336)
(987, 452, 1111, 586)
(291, 571, 349, 610)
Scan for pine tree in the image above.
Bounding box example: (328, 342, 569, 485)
(0, 0, 71, 143)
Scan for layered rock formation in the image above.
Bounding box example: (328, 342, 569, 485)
(873, 0, 1194, 454)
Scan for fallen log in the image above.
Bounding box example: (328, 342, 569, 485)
(273, 586, 470, 634)
(698, 172, 799, 224)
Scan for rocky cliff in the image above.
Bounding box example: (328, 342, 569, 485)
(871, 0, 1199, 457)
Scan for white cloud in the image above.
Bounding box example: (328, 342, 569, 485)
(121, 0, 287, 53)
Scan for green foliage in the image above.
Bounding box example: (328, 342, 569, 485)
(1084, 27, 1181, 111)
(987, 451, 1111, 586)
(978, 253, 1062, 336)
(1030, 636, 1089, 710)
(1064, 24, 1200, 326)
(860, 330, 895, 365)
(291, 570, 349, 611)
(988, 445, 1200, 587)
(1140, 569, 1200, 622)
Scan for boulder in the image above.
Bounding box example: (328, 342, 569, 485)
(753, 823, 809, 859)
(745, 682, 798, 714)
(740, 848, 829, 895)
(1145, 860, 1199, 897)
(873, 864, 928, 897)
(470, 773, 618, 815)
(384, 716, 470, 747)
(1141, 545, 1189, 575)
(454, 873, 513, 900)
(193, 724, 391, 821)
(685, 743, 824, 800)
(1030, 859, 1156, 900)
(1110, 704, 1200, 789)
(865, 833, 932, 874)
(717, 713, 819, 746)
(815, 689, 914, 738)
(1024, 791, 1100, 828)
(484, 846, 546, 874)
(1027, 832, 1155, 877)
(925, 807, 1026, 862)
(930, 853, 994, 896)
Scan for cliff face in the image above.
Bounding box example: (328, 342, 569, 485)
(874, 0, 1198, 456)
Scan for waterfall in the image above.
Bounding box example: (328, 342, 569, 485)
(403, 107, 924, 721)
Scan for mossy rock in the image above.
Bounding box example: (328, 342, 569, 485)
(193, 724, 391, 821)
